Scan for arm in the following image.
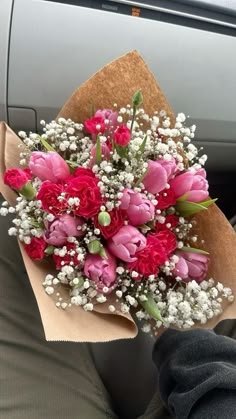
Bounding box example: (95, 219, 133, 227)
(153, 328, 236, 419)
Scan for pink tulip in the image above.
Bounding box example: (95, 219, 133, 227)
(120, 188, 155, 226)
(95, 109, 119, 135)
(90, 142, 111, 166)
(173, 251, 209, 283)
(29, 151, 70, 183)
(169, 169, 209, 202)
(143, 158, 176, 194)
(44, 214, 84, 246)
(108, 225, 146, 262)
(114, 125, 131, 147)
(84, 249, 117, 294)
(160, 158, 177, 179)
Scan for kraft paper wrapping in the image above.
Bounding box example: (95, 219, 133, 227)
(0, 51, 236, 342)
(0, 122, 137, 342)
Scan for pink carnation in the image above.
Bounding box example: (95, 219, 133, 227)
(84, 116, 105, 135)
(114, 125, 131, 147)
(4, 168, 30, 190)
(24, 237, 47, 260)
(128, 230, 176, 278)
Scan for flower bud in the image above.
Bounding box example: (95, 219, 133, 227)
(88, 239, 102, 254)
(98, 211, 111, 227)
(132, 89, 143, 108)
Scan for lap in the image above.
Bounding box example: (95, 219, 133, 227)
(0, 208, 116, 419)
(0, 199, 172, 419)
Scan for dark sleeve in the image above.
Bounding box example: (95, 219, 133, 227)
(152, 328, 236, 419)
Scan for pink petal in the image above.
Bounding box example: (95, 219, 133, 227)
(174, 257, 189, 278)
(187, 260, 205, 279)
(186, 190, 209, 202)
(169, 172, 193, 198)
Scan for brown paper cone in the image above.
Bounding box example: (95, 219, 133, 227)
(0, 51, 236, 342)
(58, 50, 174, 123)
(0, 121, 137, 342)
(192, 205, 236, 325)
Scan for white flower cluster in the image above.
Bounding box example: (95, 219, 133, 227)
(19, 118, 92, 167)
(2, 197, 44, 243)
(136, 279, 234, 334)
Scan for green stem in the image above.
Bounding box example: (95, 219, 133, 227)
(130, 106, 137, 133)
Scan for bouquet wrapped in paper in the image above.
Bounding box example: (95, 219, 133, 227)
(0, 51, 236, 342)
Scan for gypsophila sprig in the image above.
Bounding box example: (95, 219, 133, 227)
(2, 92, 232, 333)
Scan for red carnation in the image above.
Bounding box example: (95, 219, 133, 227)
(113, 125, 131, 147)
(94, 208, 126, 239)
(156, 187, 177, 210)
(37, 181, 67, 216)
(53, 243, 81, 269)
(4, 168, 30, 190)
(23, 168, 33, 180)
(74, 167, 96, 178)
(24, 237, 47, 260)
(84, 116, 105, 135)
(155, 214, 179, 232)
(128, 230, 176, 278)
(65, 175, 102, 218)
(155, 230, 177, 255)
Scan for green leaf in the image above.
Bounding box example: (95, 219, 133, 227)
(181, 246, 209, 255)
(95, 136, 102, 164)
(139, 294, 163, 322)
(175, 201, 208, 217)
(39, 137, 56, 152)
(115, 144, 128, 159)
(88, 240, 101, 254)
(139, 224, 151, 233)
(99, 247, 108, 259)
(66, 160, 79, 169)
(132, 90, 143, 108)
(73, 277, 85, 289)
(45, 245, 55, 255)
(135, 135, 147, 160)
(176, 198, 217, 217)
(177, 193, 189, 202)
(90, 99, 95, 117)
(199, 198, 218, 208)
(134, 168, 148, 187)
(147, 219, 156, 229)
(29, 219, 44, 229)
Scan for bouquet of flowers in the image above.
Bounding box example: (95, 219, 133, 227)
(0, 51, 235, 341)
(1, 88, 234, 333)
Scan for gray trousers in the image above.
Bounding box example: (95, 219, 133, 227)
(0, 201, 172, 419)
(0, 203, 235, 419)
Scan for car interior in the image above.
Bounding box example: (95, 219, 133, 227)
(0, 1, 235, 418)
